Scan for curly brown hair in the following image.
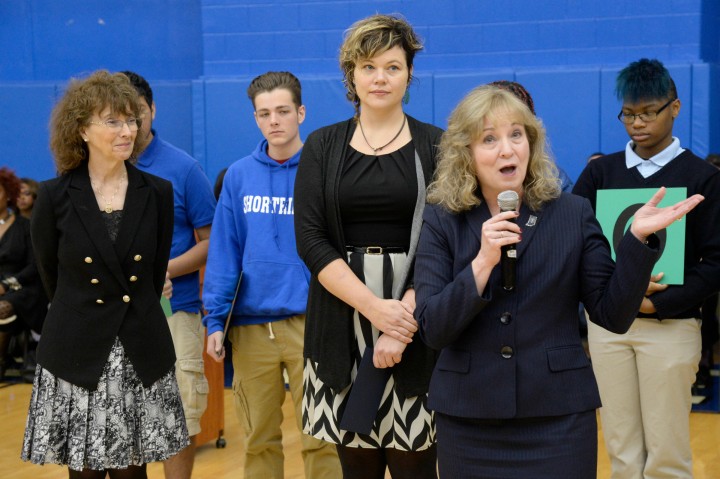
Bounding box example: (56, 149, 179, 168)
(339, 13, 423, 118)
(0, 167, 22, 211)
(49, 70, 143, 175)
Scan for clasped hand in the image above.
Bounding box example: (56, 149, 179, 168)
(364, 294, 417, 344)
(372, 289, 416, 368)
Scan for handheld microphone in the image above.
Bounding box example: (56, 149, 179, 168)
(497, 190, 519, 291)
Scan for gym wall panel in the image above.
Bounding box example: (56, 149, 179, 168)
(517, 69, 601, 183)
(0, 83, 59, 181)
(150, 82, 196, 165)
(432, 71, 516, 129)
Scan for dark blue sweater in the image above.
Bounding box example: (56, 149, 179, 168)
(573, 149, 720, 320)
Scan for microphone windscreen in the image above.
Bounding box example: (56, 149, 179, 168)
(497, 190, 519, 213)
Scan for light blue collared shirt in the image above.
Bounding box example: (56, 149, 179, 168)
(625, 137, 685, 178)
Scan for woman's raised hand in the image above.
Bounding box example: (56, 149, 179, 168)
(630, 187, 704, 241)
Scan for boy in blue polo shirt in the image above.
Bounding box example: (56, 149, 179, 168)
(124, 71, 217, 479)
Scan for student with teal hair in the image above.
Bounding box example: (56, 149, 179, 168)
(574, 58, 720, 479)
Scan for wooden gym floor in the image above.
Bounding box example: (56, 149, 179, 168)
(1, 381, 719, 478)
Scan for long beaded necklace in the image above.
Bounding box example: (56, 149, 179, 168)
(90, 172, 126, 214)
(358, 114, 407, 154)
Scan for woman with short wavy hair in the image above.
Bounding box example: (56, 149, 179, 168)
(295, 13, 441, 479)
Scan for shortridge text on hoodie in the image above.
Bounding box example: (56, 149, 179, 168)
(243, 195, 295, 215)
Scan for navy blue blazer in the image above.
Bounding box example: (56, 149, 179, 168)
(32, 161, 175, 390)
(414, 193, 659, 419)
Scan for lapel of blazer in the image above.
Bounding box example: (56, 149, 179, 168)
(67, 163, 127, 286)
(464, 200, 542, 258)
(465, 201, 491, 242)
(515, 203, 542, 257)
(114, 162, 150, 262)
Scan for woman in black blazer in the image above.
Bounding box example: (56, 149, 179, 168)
(413, 85, 703, 478)
(21, 70, 187, 478)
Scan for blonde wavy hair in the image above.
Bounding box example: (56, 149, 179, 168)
(49, 70, 142, 175)
(427, 85, 560, 212)
(339, 13, 423, 118)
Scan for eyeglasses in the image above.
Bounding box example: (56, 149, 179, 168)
(89, 118, 140, 131)
(617, 98, 676, 124)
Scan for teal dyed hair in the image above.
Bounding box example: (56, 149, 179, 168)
(615, 58, 677, 103)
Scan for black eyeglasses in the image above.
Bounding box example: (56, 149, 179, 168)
(617, 98, 676, 124)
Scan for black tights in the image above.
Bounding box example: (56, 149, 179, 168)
(336, 444, 437, 479)
(68, 464, 147, 479)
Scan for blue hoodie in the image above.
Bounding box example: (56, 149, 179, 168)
(202, 140, 310, 335)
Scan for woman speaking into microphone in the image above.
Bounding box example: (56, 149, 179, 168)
(412, 84, 703, 478)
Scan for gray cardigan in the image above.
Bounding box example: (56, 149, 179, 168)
(294, 115, 443, 397)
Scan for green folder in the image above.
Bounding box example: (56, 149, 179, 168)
(161, 295, 172, 317)
(596, 187, 687, 285)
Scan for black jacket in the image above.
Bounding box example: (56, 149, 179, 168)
(32, 161, 175, 390)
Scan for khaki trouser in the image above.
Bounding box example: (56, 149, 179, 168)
(167, 310, 209, 436)
(589, 317, 701, 479)
(228, 315, 341, 479)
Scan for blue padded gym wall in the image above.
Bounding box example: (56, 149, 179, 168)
(1, 0, 718, 185)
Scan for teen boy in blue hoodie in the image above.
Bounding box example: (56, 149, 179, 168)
(203, 72, 340, 479)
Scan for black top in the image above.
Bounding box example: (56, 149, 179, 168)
(101, 210, 124, 243)
(0, 215, 45, 331)
(340, 141, 417, 249)
(573, 149, 720, 320)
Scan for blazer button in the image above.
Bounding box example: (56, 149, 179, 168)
(96, 299, 104, 304)
(500, 312, 512, 325)
(91, 278, 99, 284)
(500, 345, 514, 359)
(85, 257, 93, 264)
(129, 275, 138, 282)
(123, 295, 131, 303)
(134, 255, 142, 261)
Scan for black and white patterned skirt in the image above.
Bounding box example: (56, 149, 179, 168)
(303, 251, 435, 451)
(21, 338, 189, 471)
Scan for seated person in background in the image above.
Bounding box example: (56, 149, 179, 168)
(0, 167, 45, 380)
(17, 178, 39, 219)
